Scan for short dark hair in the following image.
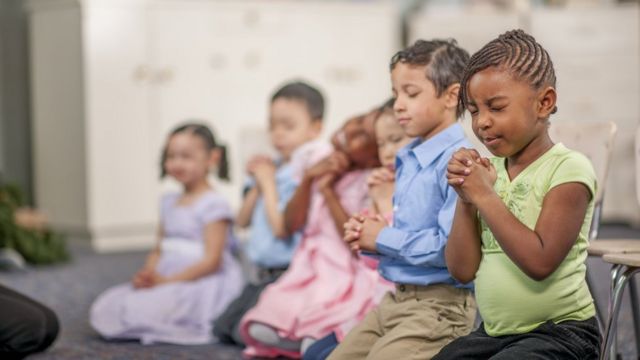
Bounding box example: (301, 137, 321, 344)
(390, 39, 470, 117)
(459, 29, 557, 116)
(271, 81, 325, 121)
(376, 98, 395, 119)
(161, 122, 229, 181)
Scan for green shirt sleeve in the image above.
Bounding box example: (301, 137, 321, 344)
(548, 151, 597, 201)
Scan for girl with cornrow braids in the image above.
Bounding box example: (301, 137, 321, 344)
(435, 29, 600, 359)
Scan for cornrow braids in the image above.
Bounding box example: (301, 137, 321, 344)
(459, 29, 558, 117)
(391, 39, 470, 118)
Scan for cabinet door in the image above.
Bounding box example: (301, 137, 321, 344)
(148, 2, 264, 209)
(408, 8, 521, 55)
(530, 5, 640, 123)
(274, 2, 398, 135)
(531, 5, 639, 58)
(30, 5, 88, 231)
(531, 5, 640, 223)
(148, 1, 398, 210)
(84, 3, 159, 232)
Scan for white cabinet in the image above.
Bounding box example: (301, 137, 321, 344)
(408, 7, 521, 55)
(147, 1, 399, 184)
(27, 0, 399, 251)
(29, 0, 159, 252)
(530, 4, 640, 224)
(407, 6, 522, 157)
(409, 3, 640, 224)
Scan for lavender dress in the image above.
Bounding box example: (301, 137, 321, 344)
(90, 191, 245, 345)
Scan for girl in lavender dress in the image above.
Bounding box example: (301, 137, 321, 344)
(90, 123, 244, 345)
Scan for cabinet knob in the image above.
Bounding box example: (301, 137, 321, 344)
(132, 65, 151, 83)
(245, 9, 260, 28)
(244, 51, 261, 69)
(210, 54, 227, 70)
(326, 66, 362, 84)
(152, 68, 174, 84)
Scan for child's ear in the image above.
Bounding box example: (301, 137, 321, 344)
(536, 86, 557, 120)
(209, 148, 222, 167)
(310, 120, 323, 137)
(443, 83, 461, 110)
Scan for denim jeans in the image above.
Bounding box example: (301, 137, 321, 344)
(433, 317, 600, 360)
(303, 332, 339, 360)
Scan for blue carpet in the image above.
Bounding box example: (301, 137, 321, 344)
(0, 224, 639, 359)
(586, 224, 640, 360)
(0, 241, 244, 359)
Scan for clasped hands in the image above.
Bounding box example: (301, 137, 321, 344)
(132, 268, 168, 289)
(343, 167, 394, 253)
(446, 148, 497, 205)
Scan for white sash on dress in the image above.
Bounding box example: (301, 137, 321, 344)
(161, 238, 204, 258)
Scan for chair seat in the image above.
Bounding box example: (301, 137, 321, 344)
(603, 253, 640, 267)
(588, 239, 640, 256)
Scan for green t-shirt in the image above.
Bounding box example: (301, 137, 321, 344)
(475, 143, 597, 337)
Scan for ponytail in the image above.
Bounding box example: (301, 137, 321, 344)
(216, 144, 230, 181)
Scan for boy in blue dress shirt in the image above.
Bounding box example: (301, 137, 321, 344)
(332, 39, 476, 360)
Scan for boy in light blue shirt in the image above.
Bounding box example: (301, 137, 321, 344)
(214, 81, 324, 345)
(242, 159, 299, 270)
(331, 40, 476, 360)
(375, 125, 472, 285)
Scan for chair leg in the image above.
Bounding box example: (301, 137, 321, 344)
(601, 267, 640, 360)
(611, 264, 623, 295)
(607, 264, 623, 358)
(587, 264, 605, 333)
(628, 278, 640, 356)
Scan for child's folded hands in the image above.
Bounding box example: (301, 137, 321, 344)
(248, 157, 277, 186)
(343, 212, 386, 253)
(366, 167, 395, 188)
(305, 151, 350, 180)
(447, 148, 496, 204)
(132, 268, 169, 289)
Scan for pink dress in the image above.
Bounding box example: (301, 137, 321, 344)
(239, 148, 393, 358)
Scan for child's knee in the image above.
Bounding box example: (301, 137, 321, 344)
(247, 322, 280, 346)
(247, 322, 302, 351)
(5, 306, 59, 355)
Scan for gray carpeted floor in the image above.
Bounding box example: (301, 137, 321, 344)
(0, 224, 639, 359)
(0, 242, 244, 359)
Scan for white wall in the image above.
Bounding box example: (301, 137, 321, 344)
(27, 0, 400, 251)
(30, 6, 88, 231)
(0, 0, 33, 201)
(409, 1, 640, 224)
(0, 3, 4, 177)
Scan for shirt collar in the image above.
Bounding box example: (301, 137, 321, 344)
(398, 123, 467, 169)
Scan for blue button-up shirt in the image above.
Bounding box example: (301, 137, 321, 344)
(375, 123, 472, 288)
(245, 160, 302, 269)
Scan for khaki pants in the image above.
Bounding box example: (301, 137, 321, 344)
(328, 283, 476, 360)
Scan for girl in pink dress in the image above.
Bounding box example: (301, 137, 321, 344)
(239, 108, 384, 358)
(303, 99, 415, 360)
